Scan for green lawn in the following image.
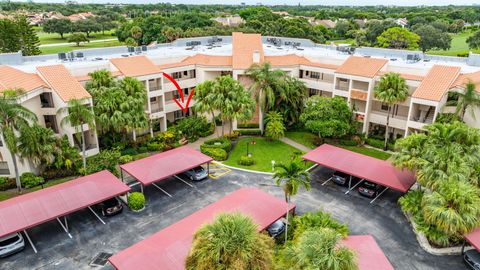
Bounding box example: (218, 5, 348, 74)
(0, 176, 75, 202)
(36, 29, 117, 45)
(40, 40, 123, 55)
(223, 137, 309, 172)
(426, 31, 480, 57)
(285, 131, 391, 160)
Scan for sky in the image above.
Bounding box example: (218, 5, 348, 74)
(14, 0, 480, 6)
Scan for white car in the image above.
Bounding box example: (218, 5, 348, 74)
(0, 233, 25, 258)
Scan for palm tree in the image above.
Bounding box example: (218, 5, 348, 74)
(18, 124, 57, 173)
(194, 80, 219, 136)
(455, 81, 480, 121)
(374, 72, 409, 150)
(0, 89, 37, 191)
(274, 158, 311, 241)
(58, 98, 96, 173)
(284, 228, 358, 270)
(86, 69, 115, 90)
(118, 77, 148, 141)
(277, 76, 307, 126)
(246, 62, 285, 113)
(421, 179, 480, 238)
(264, 111, 285, 140)
(186, 212, 274, 270)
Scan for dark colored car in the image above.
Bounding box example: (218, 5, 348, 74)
(464, 249, 480, 270)
(267, 220, 286, 238)
(0, 233, 25, 258)
(181, 166, 208, 181)
(357, 181, 383, 198)
(100, 197, 123, 217)
(331, 171, 349, 186)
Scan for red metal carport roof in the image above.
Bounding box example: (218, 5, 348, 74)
(109, 188, 294, 270)
(342, 235, 394, 270)
(120, 146, 213, 186)
(0, 170, 130, 238)
(466, 228, 480, 251)
(303, 144, 415, 193)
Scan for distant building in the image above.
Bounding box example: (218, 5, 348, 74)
(212, 15, 245, 27)
(272, 11, 290, 16)
(395, 18, 408, 28)
(313, 19, 337, 29)
(68, 12, 95, 22)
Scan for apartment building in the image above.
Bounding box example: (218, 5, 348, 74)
(1, 32, 480, 176)
(0, 65, 99, 178)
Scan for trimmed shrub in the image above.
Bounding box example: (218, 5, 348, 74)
(237, 123, 260, 129)
(137, 146, 148, 154)
(0, 177, 16, 191)
(119, 155, 133, 164)
(121, 148, 138, 156)
(146, 142, 164, 152)
(339, 139, 357, 146)
(20, 173, 44, 189)
(199, 123, 215, 138)
(201, 137, 232, 152)
(237, 155, 255, 166)
(83, 149, 122, 176)
(133, 153, 150, 160)
(201, 147, 228, 161)
(128, 192, 145, 211)
(223, 131, 240, 140)
(42, 168, 77, 180)
(238, 129, 262, 136)
(365, 138, 384, 149)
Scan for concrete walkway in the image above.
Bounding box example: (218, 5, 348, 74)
(280, 137, 313, 152)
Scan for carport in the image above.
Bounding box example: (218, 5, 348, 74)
(464, 227, 480, 253)
(0, 170, 130, 253)
(108, 187, 295, 270)
(119, 146, 212, 197)
(303, 144, 415, 203)
(342, 235, 394, 270)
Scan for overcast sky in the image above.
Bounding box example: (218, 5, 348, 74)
(16, 0, 480, 6)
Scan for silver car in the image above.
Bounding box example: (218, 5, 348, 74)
(267, 220, 286, 238)
(181, 166, 208, 181)
(0, 233, 25, 258)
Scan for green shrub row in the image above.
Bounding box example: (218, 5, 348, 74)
(338, 139, 357, 146)
(0, 177, 16, 191)
(237, 155, 255, 166)
(237, 123, 260, 129)
(201, 137, 232, 152)
(238, 129, 262, 136)
(20, 173, 44, 189)
(201, 147, 228, 161)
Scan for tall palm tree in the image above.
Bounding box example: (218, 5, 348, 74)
(455, 81, 480, 121)
(374, 72, 409, 150)
(194, 80, 219, 136)
(274, 158, 311, 241)
(118, 77, 148, 141)
(86, 69, 115, 91)
(186, 212, 274, 270)
(277, 76, 307, 126)
(284, 228, 358, 270)
(264, 111, 285, 140)
(245, 62, 285, 113)
(0, 89, 37, 191)
(18, 124, 57, 173)
(58, 98, 96, 173)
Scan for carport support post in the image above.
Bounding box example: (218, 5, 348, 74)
(23, 230, 37, 253)
(57, 217, 73, 239)
(207, 162, 210, 175)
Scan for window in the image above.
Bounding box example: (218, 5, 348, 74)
(39, 92, 54, 108)
(150, 97, 157, 102)
(310, 71, 323, 80)
(299, 70, 304, 78)
(44, 115, 59, 133)
(172, 72, 182, 80)
(381, 103, 389, 111)
(309, 88, 322, 96)
(183, 70, 188, 76)
(0, 161, 9, 175)
(184, 88, 189, 95)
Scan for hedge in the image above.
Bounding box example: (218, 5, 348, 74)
(338, 139, 357, 146)
(201, 147, 228, 161)
(201, 137, 232, 152)
(237, 155, 255, 166)
(128, 192, 145, 211)
(237, 123, 260, 129)
(20, 173, 44, 189)
(0, 177, 16, 191)
(366, 138, 384, 149)
(238, 129, 262, 136)
(119, 155, 133, 164)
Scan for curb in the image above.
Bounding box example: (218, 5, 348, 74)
(403, 212, 465, 255)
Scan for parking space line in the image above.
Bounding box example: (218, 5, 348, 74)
(208, 163, 231, 180)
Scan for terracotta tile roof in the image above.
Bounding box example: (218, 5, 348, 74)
(0, 66, 47, 93)
(37, 65, 91, 102)
(157, 54, 232, 69)
(451, 71, 480, 91)
(335, 56, 388, 78)
(75, 71, 122, 82)
(412, 65, 461, 102)
(264, 55, 339, 69)
(232, 32, 264, 70)
(377, 71, 424, 82)
(110, 56, 161, 77)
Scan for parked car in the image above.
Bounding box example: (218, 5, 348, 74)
(181, 166, 208, 181)
(331, 171, 349, 186)
(267, 220, 286, 238)
(99, 197, 123, 217)
(464, 249, 480, 270)
(357, 181, 383, 198)
(0, 233, 25, 258)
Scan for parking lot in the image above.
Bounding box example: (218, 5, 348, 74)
(0, 166, 467, 270)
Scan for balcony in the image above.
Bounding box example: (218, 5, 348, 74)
(370, 110, 408, 130)
(149, 84, 162, 92)
(409, 104, 435, 124)
(350, 89, 368, 101)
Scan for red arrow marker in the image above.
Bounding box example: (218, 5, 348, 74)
(163, 72, 195, 113)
